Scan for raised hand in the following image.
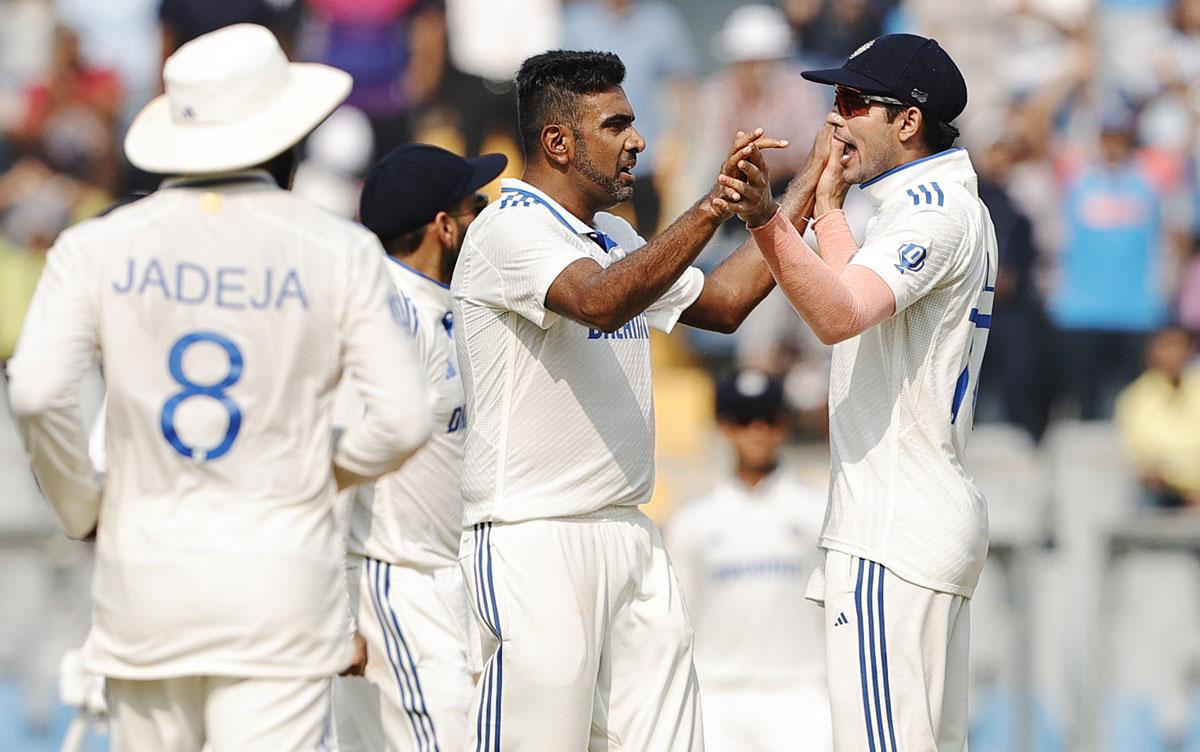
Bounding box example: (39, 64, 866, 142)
(814, 137, 851, 217)
(713, 142, 778, 227)
(706, 128, 788, 219)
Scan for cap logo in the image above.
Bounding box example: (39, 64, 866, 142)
(180, 105, 197, 120)
(910, 88, 928, 104)
(850, 40, 874, 59)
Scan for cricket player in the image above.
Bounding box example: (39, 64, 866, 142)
(451, 49, 833, 751)
(6, 24, 432, 751)
(715, 33, 998, 751)
(667, 370, 831, 751)
(335, 143, 506, 752)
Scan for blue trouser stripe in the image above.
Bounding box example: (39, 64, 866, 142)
(471, 523, 503, 751)
(878, 566, 899, 751)
(855, 560, 877, 752)
(382, 562, 441, 751)
(867, 562, 889, 751)
(484, 523, 503, 750)
(367, 559, 426, 750)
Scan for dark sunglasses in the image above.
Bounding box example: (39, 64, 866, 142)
(834, 86, 906, 119)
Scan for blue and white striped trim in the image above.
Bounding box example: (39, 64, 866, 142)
(472, 522, 504, 752)
(365, 558, 442, 752)
(856, 559, 899, 752)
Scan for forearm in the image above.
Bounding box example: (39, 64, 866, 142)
(679, 238, 775, 333)
(8, 386, 101, 539)
(751, 210, 891, 345)
(812, 209, 858, 272)
(574, 198, 723, 330)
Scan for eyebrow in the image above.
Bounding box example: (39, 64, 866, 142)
(600, 113, 634, 129)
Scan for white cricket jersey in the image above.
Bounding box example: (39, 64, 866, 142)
(451, 178, 704, 525)
(821, 147, 998, 598)
(667, 471, 827, 689)
(346, 258, 465, 569)
(6, 171, 432, 680)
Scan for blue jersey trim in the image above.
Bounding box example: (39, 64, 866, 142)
(387, 256, 450, 290)
(859, 147, 965, 189)
(500, 187, 582, 235)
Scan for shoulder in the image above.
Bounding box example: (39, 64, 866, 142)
(466, 198, 562, 249)
(668, 488, 726, 531)
(594, 212, 645, 252)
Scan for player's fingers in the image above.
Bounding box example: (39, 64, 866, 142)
(711, 197, 730, 213)
(719, 174, 750, 195)
(738, 158, 765, 185)
(751, 136, 789, 152)
(728, 127, 765, 156)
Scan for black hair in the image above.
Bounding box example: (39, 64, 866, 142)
(515, 50, 626, 159)
(384, 226, 427, 257)
(883, 103, 960, 154)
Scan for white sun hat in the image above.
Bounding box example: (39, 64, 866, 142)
(124, 24, 353, 175)
(716, 4, 795, 64)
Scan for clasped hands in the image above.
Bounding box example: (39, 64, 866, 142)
(708, 123, 851, 228)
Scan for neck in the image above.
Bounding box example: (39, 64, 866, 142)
(523, 164, 600, 224)
(393, 241, 447, 285)
(736, 462, 777, 490)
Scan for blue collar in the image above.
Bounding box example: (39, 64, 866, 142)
(859, 147, 965, 189)
(387, 256, 450, 290)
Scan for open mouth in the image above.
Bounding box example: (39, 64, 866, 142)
(618, 163, 636, 183)
(838, 140, 857, 167)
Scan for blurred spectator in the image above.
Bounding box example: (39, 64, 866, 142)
(780, 0, 892, 66)
(160, 0, 303, 55)
(1049, 110, 1184, 419)
(302, 0, 447, 159)
(1114, 327, 1200, 508)
(562, 0, 697, 235)
(1176, 233, 1200, 331)
(292, 105, 373, 217)
(697, 4, 828, 193)
(975, 132, 1055, 439)
(7, 25, 122, 193)
(667, 370, 830, 750)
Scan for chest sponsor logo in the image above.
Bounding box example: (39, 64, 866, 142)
(894, 242, 927, 274)
(587, 314, 650, 340)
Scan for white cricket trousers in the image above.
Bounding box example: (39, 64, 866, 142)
(106, 674, 333, 751)
(335, 557, 476, 752)
(460, 507, 704, 751)
(817, 551, 970, 752)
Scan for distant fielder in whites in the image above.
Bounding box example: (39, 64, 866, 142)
(717, 33, 997, 751)
(6, 24, 432, 752)
(452, 49, 837, 750)
(336, 144, 506, 752)
(667, 370, 832, 751)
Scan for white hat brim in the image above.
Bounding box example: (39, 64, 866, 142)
(124, 63, 353, 175)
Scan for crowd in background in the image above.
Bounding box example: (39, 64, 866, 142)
(0, 0, 1195, 444)
(4, 0, 1200, 512)
(3, 1, 1200, 749)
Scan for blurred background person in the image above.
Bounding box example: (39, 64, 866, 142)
(1049, 107, 1185, 420)
(667, 370, 831, 752)
(1115, 327, 1200, 509)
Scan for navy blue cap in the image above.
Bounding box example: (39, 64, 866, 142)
(716, 370, 785, 422)
(803, 34, 967, 123)
(359, 144, 507, 241)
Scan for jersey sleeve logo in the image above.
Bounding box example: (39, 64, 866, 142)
(894, 242, 927, 274)
(904, 182, 944, 206)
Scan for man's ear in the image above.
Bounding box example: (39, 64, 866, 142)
(897, 107, 924, 146)
(542, 124, 573, 165)
(432, 211, 456, 248)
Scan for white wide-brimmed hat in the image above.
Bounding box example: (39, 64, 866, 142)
(125, 24, 352, 175)
(716, 4, 795, 64)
